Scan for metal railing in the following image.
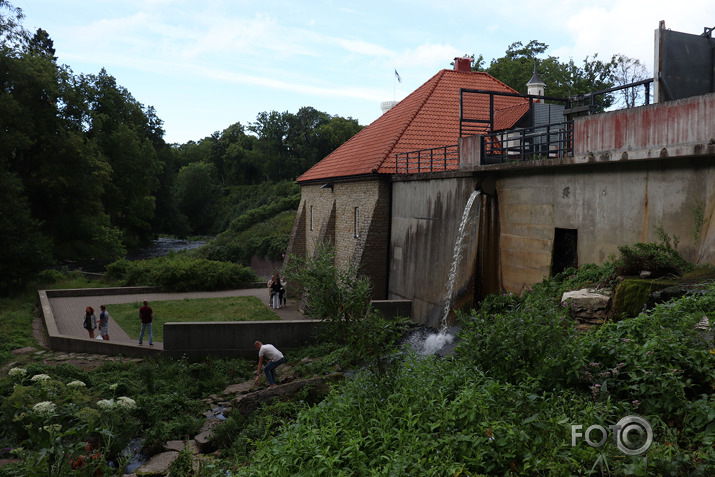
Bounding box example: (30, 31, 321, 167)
(395, 144, 459, 174)
(481, 120, 574, 164)
(391, 78, 654, 173)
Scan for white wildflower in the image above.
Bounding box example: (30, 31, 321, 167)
(67, 380, 86, 388)
(9, 368, 27, 377)
(30, 374, 51, 382)
(109, 383, 119, 391)
(32, 401, 56, 416)
(96, 399, 115, 410)
(116, 396, 136, 410)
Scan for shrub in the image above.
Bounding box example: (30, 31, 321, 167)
(104, 255, 257, 291)
(457, 290, 580, 388)
(613, 241, 693, 277)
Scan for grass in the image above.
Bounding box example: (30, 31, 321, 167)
(108, 296, 280, 342)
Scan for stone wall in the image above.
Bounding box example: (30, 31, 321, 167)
(295, 178, 391, 299)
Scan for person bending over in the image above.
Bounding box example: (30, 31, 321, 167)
(253, 341, 285, 388)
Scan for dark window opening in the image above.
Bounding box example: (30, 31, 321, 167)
(552, 228, 578, 276)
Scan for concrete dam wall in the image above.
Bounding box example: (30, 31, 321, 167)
(389, 158, 715, 329)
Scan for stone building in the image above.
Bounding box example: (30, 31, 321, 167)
(286, 58, 530, 299)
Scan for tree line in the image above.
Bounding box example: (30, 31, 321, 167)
(0, 1, 363, 292)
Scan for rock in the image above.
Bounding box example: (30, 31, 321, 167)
(562, 289, 611, 325)
(193, 418, 224, 454)
(134, 450, 178, 476)
(695, 316, 710, 330)
(164, 440, 198, 454)
(231, 373, 344, 417)
(193, 431, 214, 455)
(222, 381, 253, 396)
(11, 347, 37, 355)
(612, 278, 675, 319)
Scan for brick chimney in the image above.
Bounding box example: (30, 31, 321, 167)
(454, 57, 472, 73)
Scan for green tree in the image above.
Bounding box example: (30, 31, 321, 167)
(0, 12, 125, 261)
(249, 110, 290, 181)
(82, 69, 163, 248)
(470, 40, 617, 111)
(0, 167, 53, 292)
(174, 161, 219, 233)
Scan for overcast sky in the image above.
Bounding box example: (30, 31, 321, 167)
(15, 0, 715, 144)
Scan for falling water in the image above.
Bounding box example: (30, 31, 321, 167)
(409, 190, 481, 356)
(440, 189, 482, 330)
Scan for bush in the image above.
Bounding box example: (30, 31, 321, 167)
(613, 241, 693, 277)
(457, 289, 580, 388)
(104, 255, 257, 291)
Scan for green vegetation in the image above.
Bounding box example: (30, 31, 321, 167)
(104, 255, 258, 292)
(285, 244, 410, 367)
(109, 296, 279, 342)
(0, 248, 713, 475)
(233, 265, 714, 476)
(613, 241, 693, 278)
(200, 209, 298, 265)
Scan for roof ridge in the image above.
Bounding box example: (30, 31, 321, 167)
(369, 69, 446, 173)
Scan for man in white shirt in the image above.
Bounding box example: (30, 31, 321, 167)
(254, 341, 285, 388)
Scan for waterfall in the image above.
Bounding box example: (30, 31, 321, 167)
(439, 189, 481, 331)
(408, 189, 481, 356)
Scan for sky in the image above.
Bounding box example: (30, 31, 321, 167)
(15, 0, 715, 144)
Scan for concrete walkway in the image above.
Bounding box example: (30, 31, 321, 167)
(48, 287, 306, 350)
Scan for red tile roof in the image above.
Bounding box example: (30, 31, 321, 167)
(297, 69, 528, 183)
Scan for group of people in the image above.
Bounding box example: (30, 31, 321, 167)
(83, 300, 285, 389)
(82, 305, 111, 341)
(267, 274, 287, 309)
(82, 300, 154, 345)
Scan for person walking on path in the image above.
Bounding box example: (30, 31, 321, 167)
(138, 300, 153, 345)
(83, 307, 97, 339)
(98, 305, 111, 341)
(267, 275, 275, 306)
(271, 275, 282, 309)
(254, 341, 285, 388)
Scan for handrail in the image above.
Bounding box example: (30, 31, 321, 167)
(394, 145, 459, 174)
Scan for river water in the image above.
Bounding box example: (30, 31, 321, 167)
(64, 237, 208, 273)
(124, 237, 208, 261)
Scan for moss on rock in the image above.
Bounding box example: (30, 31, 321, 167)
(612, 278, 677, 319)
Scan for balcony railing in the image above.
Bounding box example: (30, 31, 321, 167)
(391, 79, 653, 173)
(395, 145, 459, 174)
(481, 120, 574, 164)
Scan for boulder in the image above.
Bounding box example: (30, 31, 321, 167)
(164, 440, 198, 454)
(231, 373, 344, 417)
(562, 289, 612, 327)
(134, 450, 178, 476)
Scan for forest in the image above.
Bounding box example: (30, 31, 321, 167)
(0, 1, 363, 292)
(0, 0, 645, 294)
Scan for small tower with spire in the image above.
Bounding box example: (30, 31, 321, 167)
(526, 61, 545, 102)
